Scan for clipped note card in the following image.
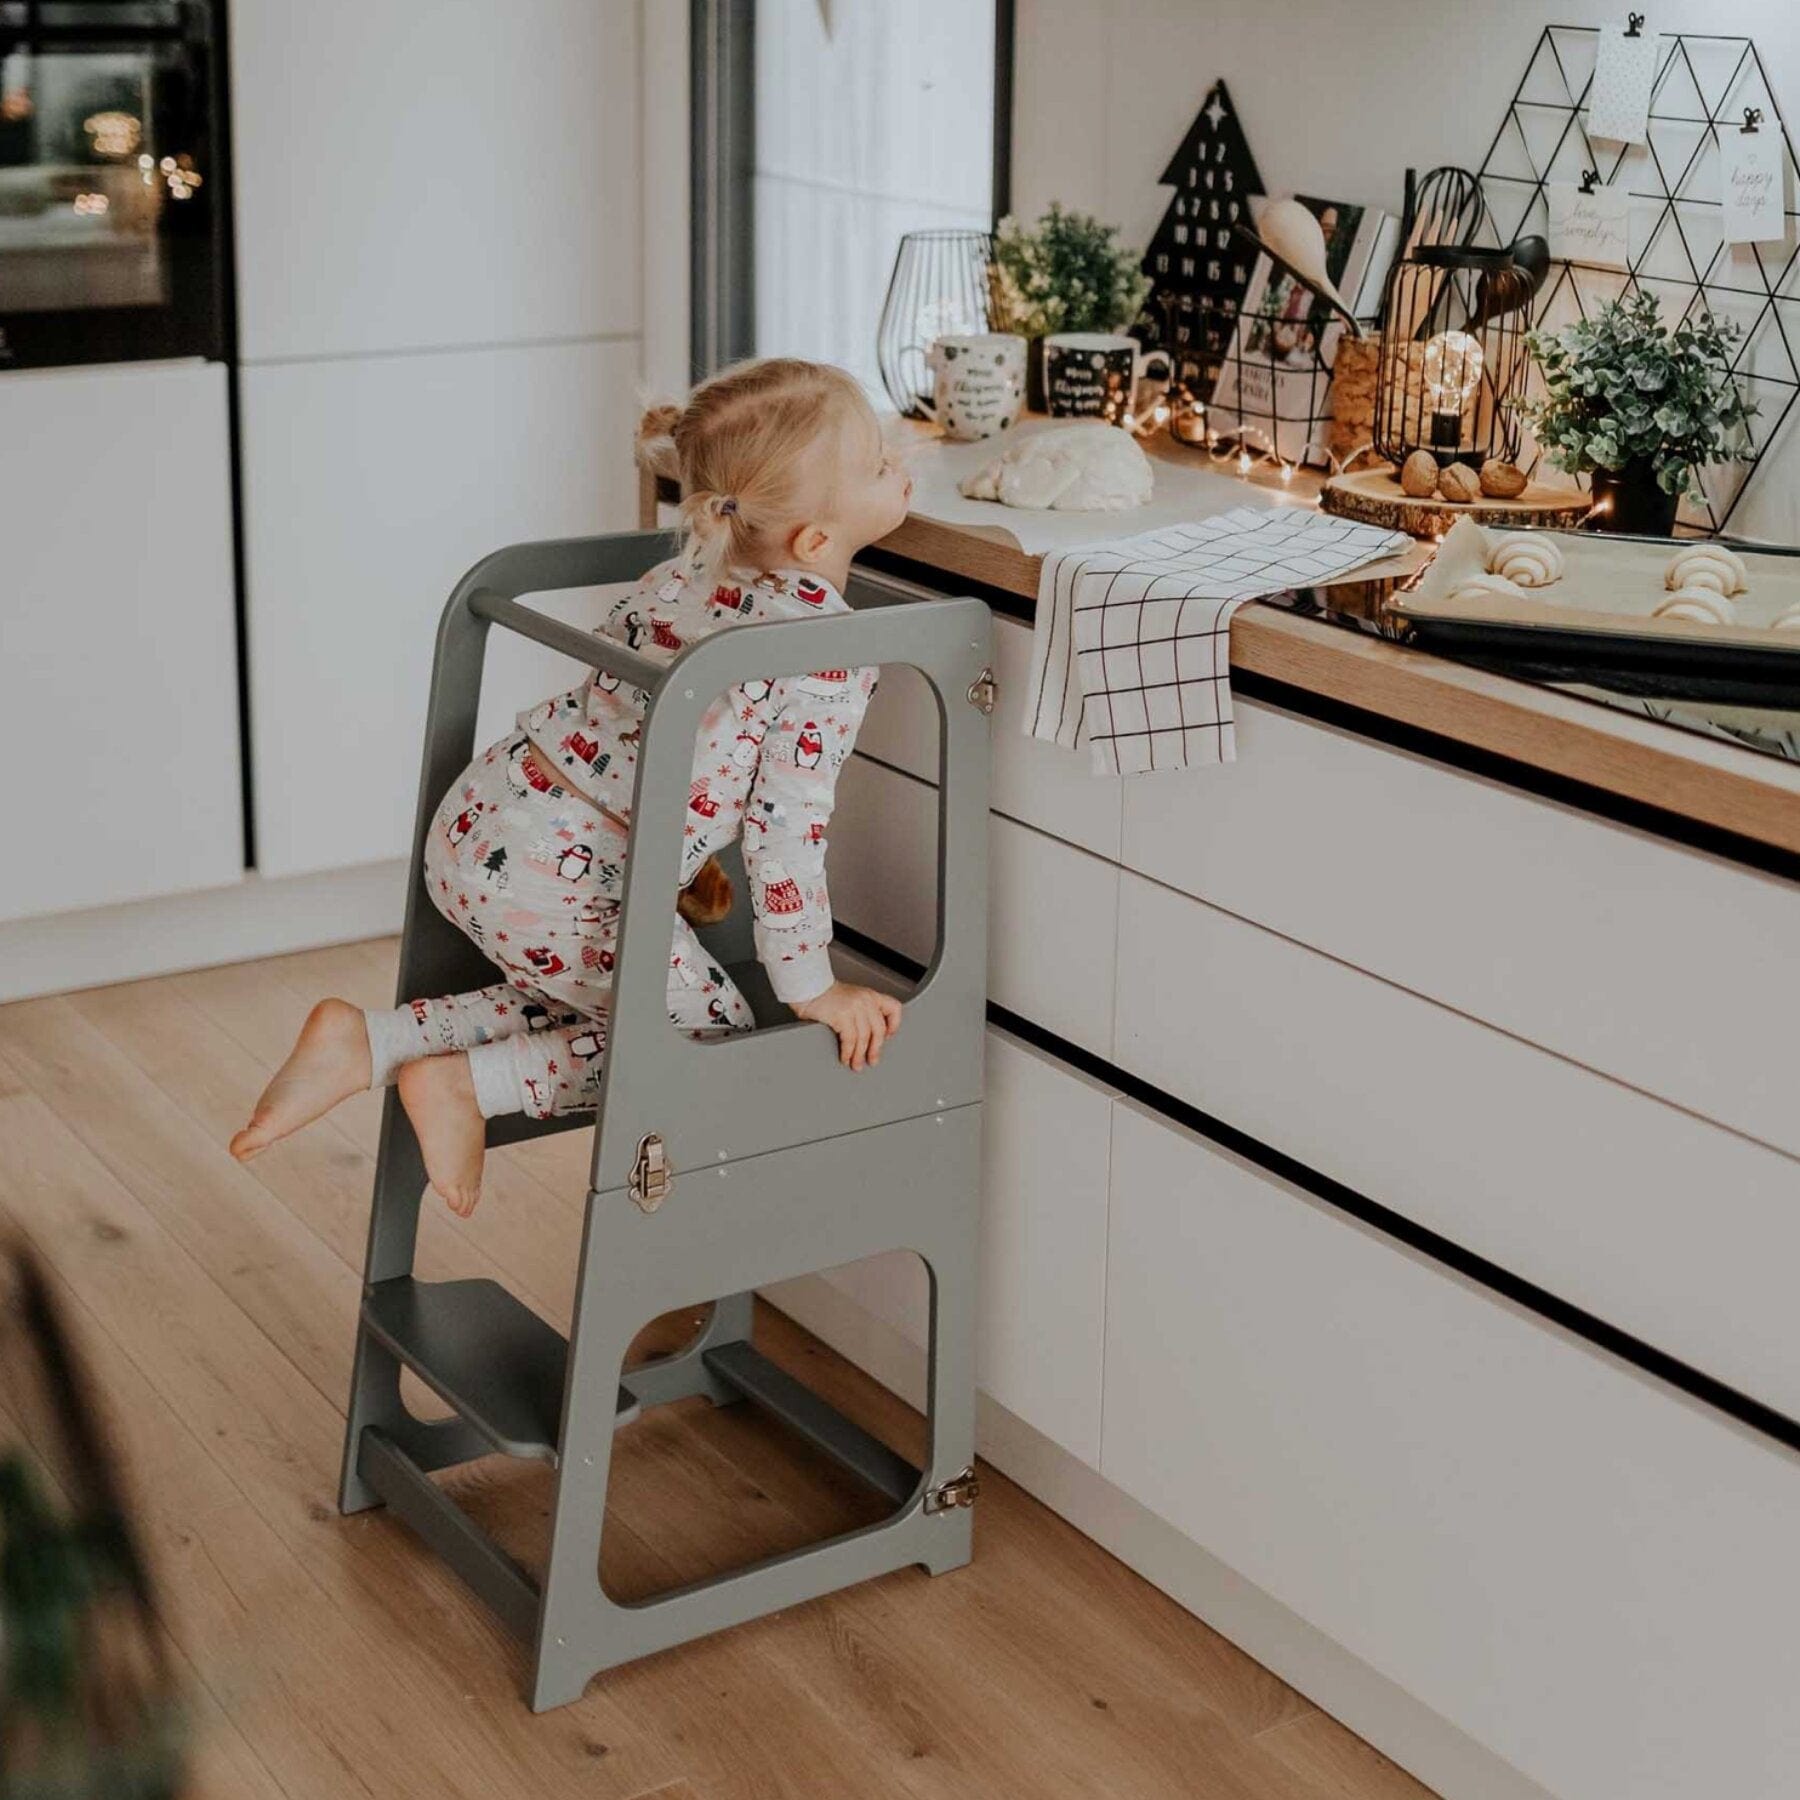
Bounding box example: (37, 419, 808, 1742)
(1548, 180, 1632, 269)
(1721, 125, 1786, 244)
(1588, 19, 1658, 144)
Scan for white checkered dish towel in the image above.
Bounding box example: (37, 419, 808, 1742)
(1022, 507, 1409, 775)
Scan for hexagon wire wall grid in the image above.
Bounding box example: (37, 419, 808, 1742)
(1473, 26, 1800, 535)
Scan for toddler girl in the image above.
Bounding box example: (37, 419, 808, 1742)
(230, 357, 911, 1215)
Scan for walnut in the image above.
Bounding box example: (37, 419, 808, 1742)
(1479, 458, 1528, 498)
(1438, 462, 1482, 504)
(1400, 450, 1439, 498)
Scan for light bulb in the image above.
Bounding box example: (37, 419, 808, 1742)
(1422, 330, 1484, 452)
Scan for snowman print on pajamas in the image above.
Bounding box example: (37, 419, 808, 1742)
(732, 728, 765, 770)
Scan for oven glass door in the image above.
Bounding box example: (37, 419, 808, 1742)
(0, 0, 223, 367)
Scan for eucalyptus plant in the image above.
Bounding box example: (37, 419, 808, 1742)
(988, 204, 1151, 338)
(1523, 292, 1755, 496)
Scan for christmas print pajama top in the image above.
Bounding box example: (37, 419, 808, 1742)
(362, 558, 878, 1120)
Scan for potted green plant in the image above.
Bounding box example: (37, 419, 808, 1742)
(988, 204, 1152, 411)
(1523, 292, 1755, 534)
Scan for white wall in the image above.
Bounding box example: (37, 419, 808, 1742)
(1012, 0, 1800, 541)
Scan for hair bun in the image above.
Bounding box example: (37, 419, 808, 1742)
(635, 401, 682, 471)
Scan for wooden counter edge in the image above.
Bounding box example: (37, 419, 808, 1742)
(637, 441, 1800, 864)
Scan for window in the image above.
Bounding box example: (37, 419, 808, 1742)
(692, 0, 1012, 399)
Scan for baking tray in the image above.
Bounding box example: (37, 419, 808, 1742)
(1391, 522, 1800, 707)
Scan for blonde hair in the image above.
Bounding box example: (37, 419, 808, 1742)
(639, 358, 871, 583)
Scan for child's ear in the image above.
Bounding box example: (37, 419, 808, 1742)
(787, 522, 832, 566)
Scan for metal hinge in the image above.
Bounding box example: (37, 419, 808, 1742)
(966, 667, 997, 714)
(925, 1464, 981, 1515)
(628, 1133, 673, 1213)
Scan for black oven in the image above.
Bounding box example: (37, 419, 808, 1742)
(0, 0, 226, 368)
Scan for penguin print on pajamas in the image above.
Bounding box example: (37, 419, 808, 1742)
(568, 1029, 604, 1063)
(447, 804, 482, 848)
(794, 721, 824, 770)
(595, 669, 621, 694)
(620, 611, 652, 650)
(523, 1002, 555, 1032)
(707, 996, 733, 1028)
(740, 677, 773, 704)
(556, 843, 592, 882)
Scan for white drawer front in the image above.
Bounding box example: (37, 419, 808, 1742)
(852, 611, 1124, 861)
(977, 1029, 1115, 1463)
(834, 759, 1118, 1061)
(1103, 1101, 1800, 1800)
(1120, 699, 1800, 1157)
(1113, 872, 1800, 1423)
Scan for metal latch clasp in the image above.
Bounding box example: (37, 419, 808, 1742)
(925, 1464, 981, 1514)
(629, 1133, 673, 1213)
(967, 667, 997, 715)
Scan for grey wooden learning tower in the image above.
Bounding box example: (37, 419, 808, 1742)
(337, 530, 992, 1711)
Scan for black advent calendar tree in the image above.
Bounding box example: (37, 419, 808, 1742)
(1134, 80, 1265, 397)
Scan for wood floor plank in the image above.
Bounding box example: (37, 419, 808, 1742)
(1259, 1709, 1443, 1800)
(0, 942, 1434, 1800)
(0, 1082, 688, 1800)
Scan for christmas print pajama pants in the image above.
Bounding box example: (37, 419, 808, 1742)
(361, 732, 756, 1120)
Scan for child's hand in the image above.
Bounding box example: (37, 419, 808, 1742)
(789, 981, 903, 1071)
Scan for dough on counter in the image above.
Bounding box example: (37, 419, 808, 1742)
(1772, 602, 1800, 632)
(1653, 587, 1738, 627)
(1448, 572, 1527, 605)
(958, 422, 1154, 512)
(1663, 543, 1748, 597)
(1486, 532, 1564, 588)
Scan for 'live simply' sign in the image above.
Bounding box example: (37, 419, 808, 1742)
(1547, 180, 1632, 270)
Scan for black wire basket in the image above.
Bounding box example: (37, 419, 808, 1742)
(875, 228, 994, 418)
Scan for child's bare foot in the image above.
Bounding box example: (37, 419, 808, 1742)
(398, 1053, 486, 1217)
(230, 998, 372, 1161)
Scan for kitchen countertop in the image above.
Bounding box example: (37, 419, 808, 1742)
(637, 420, 1800, 866)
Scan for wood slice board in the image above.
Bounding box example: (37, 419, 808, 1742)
(1321, 467, 1590, 539)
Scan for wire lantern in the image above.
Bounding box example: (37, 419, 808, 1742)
(876, 229, 993, 417)
(1372, 245, 1533, 467)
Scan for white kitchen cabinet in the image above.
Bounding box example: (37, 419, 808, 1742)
(804, 1025, 1115, 1468)
(0, 362, 242, 923)
(834, 756, 1119, 1061)
(1120, 698, 1800, 1158)
(1102, 1099, 1800, 1800)
(1113, 869, 1800, 1426)
(238, 336, 639, 878)
(229, 0, 639, 362)
(976, 1029, 1115, 1464)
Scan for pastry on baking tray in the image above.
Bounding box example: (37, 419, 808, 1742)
(1653, 587, 1739, 627)
(1486, 532, 1564, 589)
(1663, 543, 1748, 598)
(1448, 572, 1527, 605)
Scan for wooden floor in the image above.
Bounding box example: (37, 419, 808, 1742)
(0, 938, 1438, 1800)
